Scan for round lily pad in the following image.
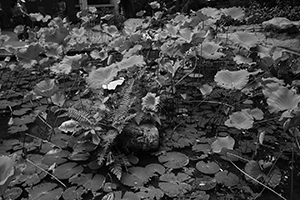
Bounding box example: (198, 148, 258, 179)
(158, 152, 189, 169)
(196, 161, 220, 174)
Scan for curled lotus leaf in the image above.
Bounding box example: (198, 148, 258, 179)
(266, 87, 300, 113)
(224, 110, 254, 130)
(214, 70, 249, 90)
(211, 136, 235, 153)
(158, 152, 189, 169)
(33, 79, 59, 97)
(0, 154, 17, 197)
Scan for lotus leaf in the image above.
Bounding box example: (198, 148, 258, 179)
(211, 136, 235, 153)
(86, 65, 118, 89)
(225, 109, 254, 129)
(196, 161, 220, 174)
(33, 79, 59, 97)
(221, 7, 245, 20)
(158, 152, 189, 169)
(214, 69, 249, 90)
(266, 87, 300, 113)
(215, 170, 239, 187)
(145, 163, 165, 177)
(159, 172, 192, 197)
(16, 43, 42, 63)
(0, 154, 17, 196)
(229, 31, 260, 50)
(197, 41, 225, 60)
(53, 162, 83, 180)
(244, 160, 265, 183)
(69, 173, 93, 186)
(26, 182, 63, 200)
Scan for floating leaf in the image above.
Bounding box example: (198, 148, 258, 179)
(244, 160, 265, 183)
(3, 187, 22, 200)
(121, 167, 150, 187)
(190, 176, 217, 190)
(62, 186, 84, 200)
(145, 163, 165, 177)
(196, 161, 220, 174)
(214, 69, 249, 90)
(53, 162, 83, 180)
(26, 183, 63, 200)
(158, 152, 189, 169)
(159, 172, 191, 197)
(83, 174, 105, 192)
(211, 136, 235, 153)
(44, 27, 69, 44)
(136, 186, 164, 200)
(215, 170, 239, 187)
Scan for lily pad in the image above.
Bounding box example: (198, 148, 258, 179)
(159, 172, 192, 197)
(121, 167, 150, 187)
(190, 176, 217, 190)
(196, 161, 220, 174)
(215, 170, 239, 187)
(158, 152, 189, 169)
(53, 162, 83, 180)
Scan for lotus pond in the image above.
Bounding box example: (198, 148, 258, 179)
(0, 4, 300, 200)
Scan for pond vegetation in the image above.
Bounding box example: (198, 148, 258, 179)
(0, 1, 300, 200)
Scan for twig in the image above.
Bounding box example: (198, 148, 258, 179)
(26, 159, 66, 188)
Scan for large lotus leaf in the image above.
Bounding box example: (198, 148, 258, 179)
(211, 136, 235, 153)
(196, 161, 220, 174)
(229, 31, 260, 50)
(225, 110, 254, 130)
(197, 41, 225, 60)
(121, 167, 150, 187)
(214, 69, 249, 90)
(135, 186, 164, 200)
(62, 186, 84, 200)
(266, 87, 300, 113)
(249, 108, 264, 120)
(117, 55, 145, 70)
(158, 152, 189, 169)
(86, 65, 118, 89)
(159, 172, 192, 197)
(16, 43, 42, 64)
(44, 27, 69, 44)
(26, 182, 63, 200)
(221, 7, 245, 20)
(51, 54, 82, 74)
(165, 24, 179, 37)
(262, 17, 300, 30)
(53, 162, 83, 180)
(145, 163, 165, 177)
(33, 79, 59, 97)
(190, 176, 217, 190)
(83, 174, 105, 192)
(215, 170, 239, 187)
